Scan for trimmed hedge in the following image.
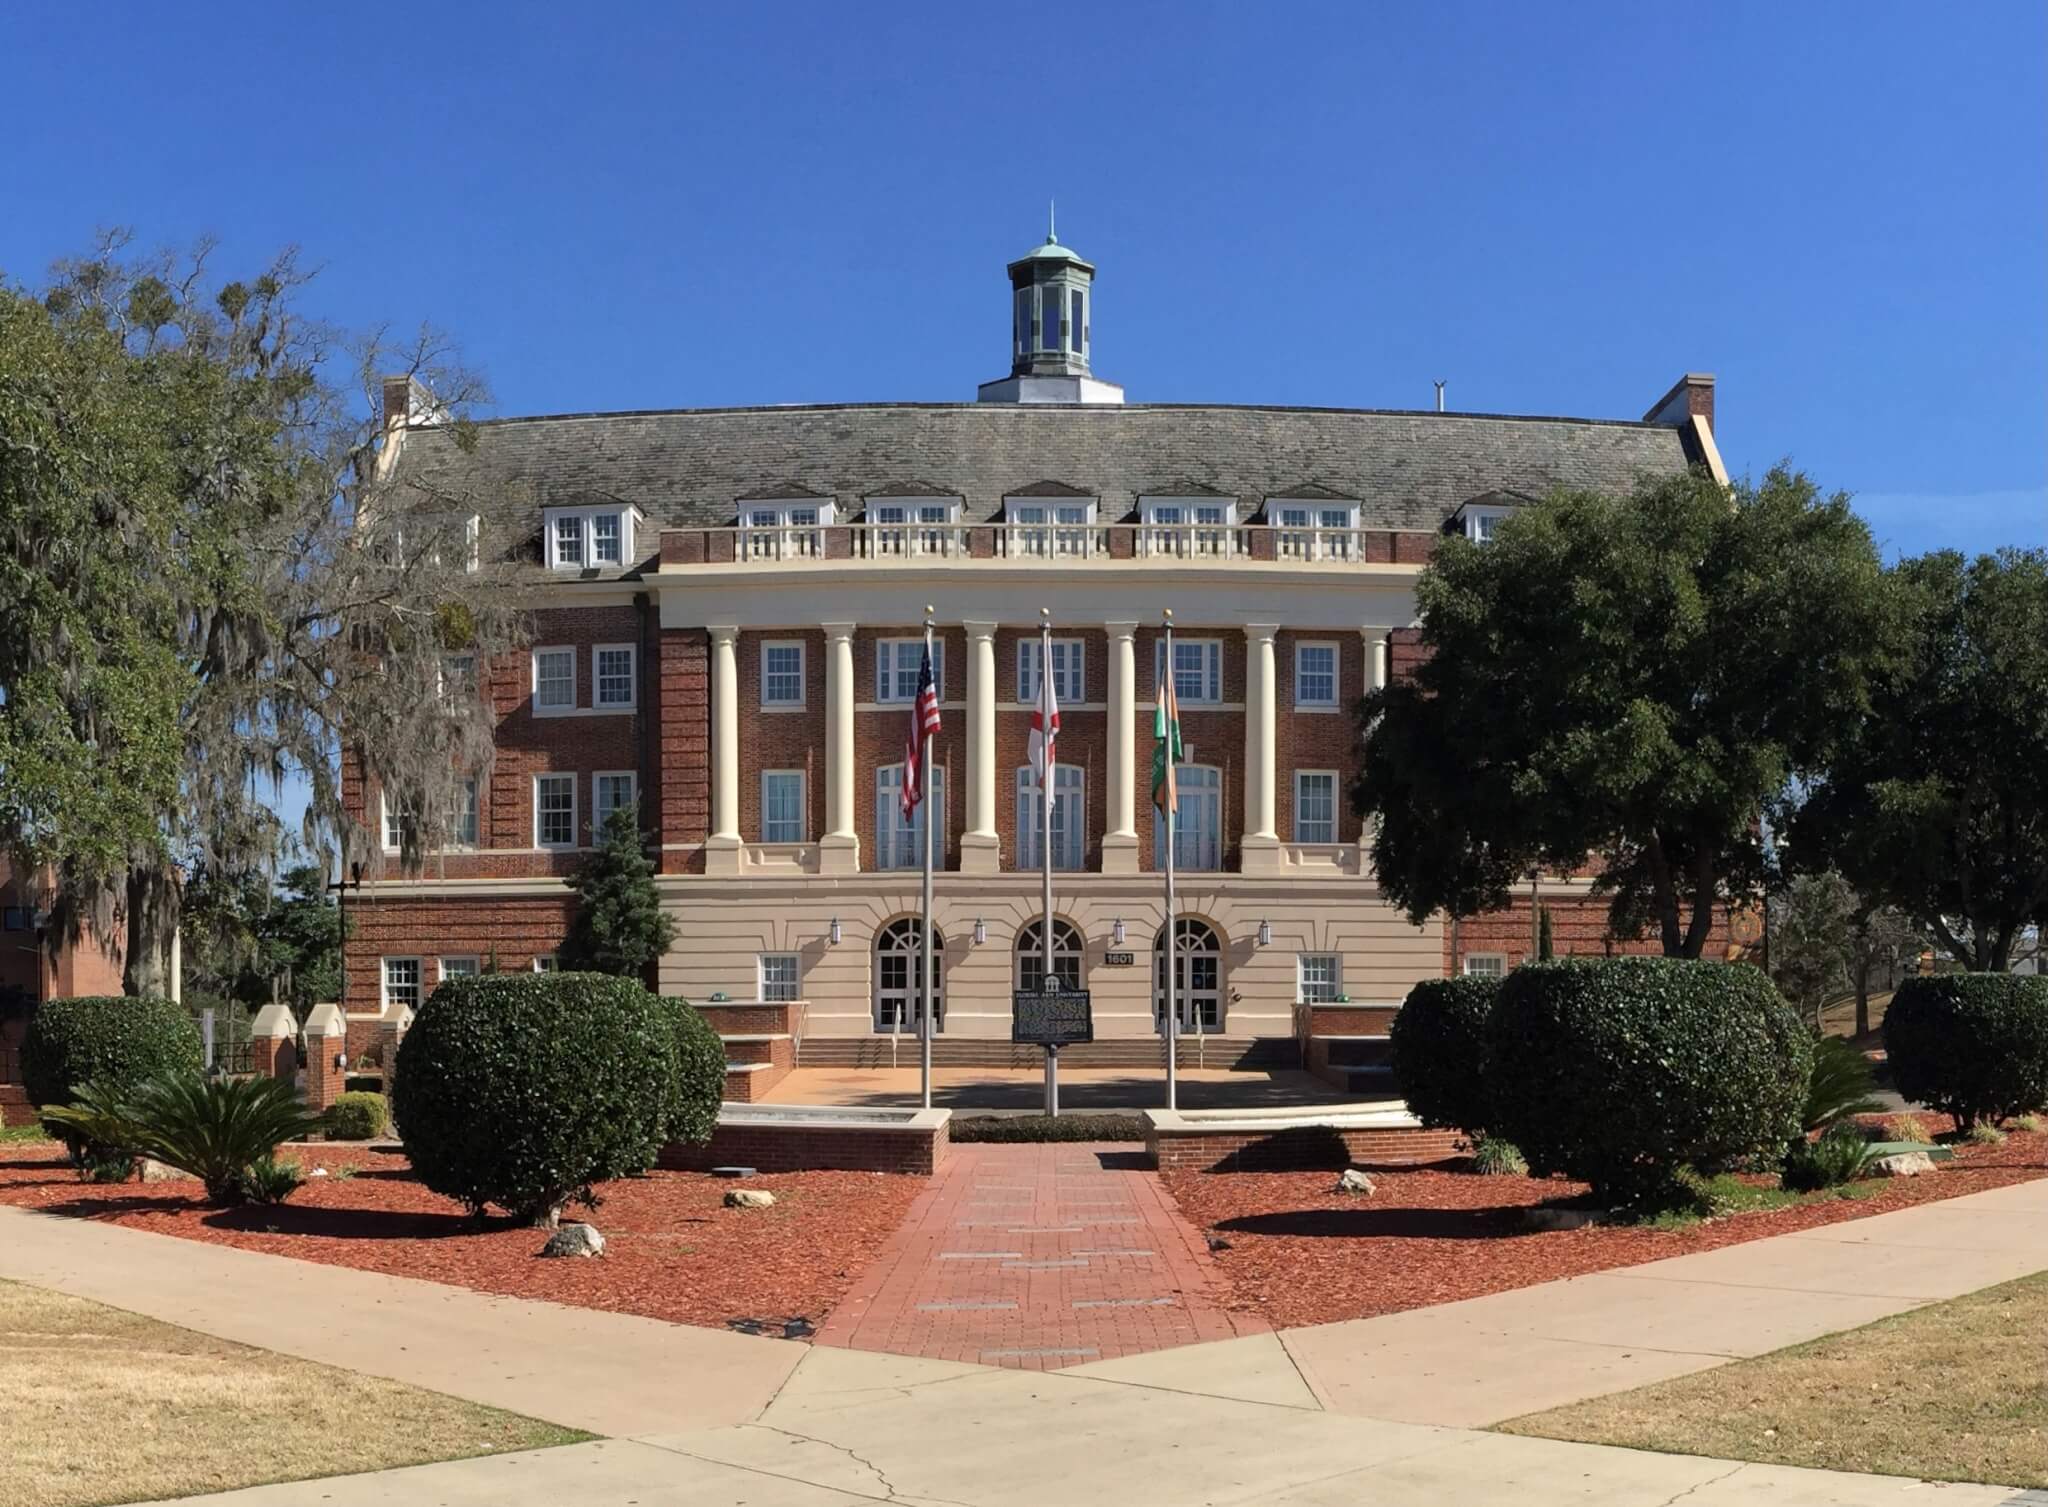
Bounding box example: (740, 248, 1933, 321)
(1487, 958, 1811, 1204)
(1884, 973, 2048, 1130)
(1388, 975, 1501, 1136)
(659, 998, 725, 1145)
(22, 995, 203, 1115)
(949, 1113, 1147, 1143)
(323, 1091, 390, 1141)
(393, 972, 680, 1226)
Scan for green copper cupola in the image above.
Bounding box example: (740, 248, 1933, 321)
(977, 209, 1124, 405)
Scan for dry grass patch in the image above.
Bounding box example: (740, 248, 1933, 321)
(1500, 1268, 2048, 1489)
(0, 1279, 588, 1507)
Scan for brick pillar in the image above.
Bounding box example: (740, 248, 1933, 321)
(378, 1007, 413, 1094)
(301, 1001, 348, 1112)
(248, 1002, 299, 1083)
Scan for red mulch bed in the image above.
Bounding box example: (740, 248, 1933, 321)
(0, 1141, 924, 1335)
(1163, 1119, 2048, 1331)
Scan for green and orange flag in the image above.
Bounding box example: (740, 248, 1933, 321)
(1151, 660, 1182, 815)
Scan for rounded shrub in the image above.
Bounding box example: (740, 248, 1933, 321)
(1388, 975, 1501, 1136)
(1883, 974, 2048, 1131)
(322, 1091, 390, 1141)
(392, 972, 681, 1225)
(657, 997, 725, 1146)
(1486, 958, 1811, 1206)
(22, 995, 203, 1112)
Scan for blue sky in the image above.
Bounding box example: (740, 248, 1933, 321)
(5, 3, 2042, 559)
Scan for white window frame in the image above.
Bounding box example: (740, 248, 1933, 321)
(439, 956, 480, 982)
(877, 637, 943, 702)
(1463, 953, 1508, 979)
(534, 773, 578, 850)
(866, 497, 963, 558)
(451, 774, 481, 849)
(381, 957, 422, 1010)
(592, 643, 637, 711)
(740, 499, 835, 560)
(1298, 953, 1342, 1004)
(1015, 764, 1086, 871)
(439, 652, 478, 705)
(543, 505, 639, 570)
(1140, 497, 1236, 558)
(1154, 638, 1223, 705)
(761, 639, 807, 709)
(532, 954, 559, 972)
(1294, 770, 1339, 844)
(532, 646, 576, 715)
(379, 791, 412, 852)
(1017, 637, 1085, 704)
(758, 952, 800, 1002)
(1004, 497, 1098, 558)
(1272, 500, 1362, 561)
(1154, 765, 1222, 870)
(593, 770, 638, 831)
(1294, 641, 1340, 710)
(1463, 506, 1510, 543)
(760, 769, 807, 844)
(875, 764, 946, 871)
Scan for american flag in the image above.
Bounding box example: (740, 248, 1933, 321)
(901, 642, 942, 819)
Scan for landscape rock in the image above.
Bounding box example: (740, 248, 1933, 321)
(1335, 1168, 1376, 1196)
(308, 1167, 330, 1179)
(724, 1188, 777, 1209)
(540, 1222, 606, 1258)
(1867, 1151, 1936, 1178)
(137, 1158, 190, 1183)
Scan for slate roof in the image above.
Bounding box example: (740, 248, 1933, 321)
(386, 402, 1695, 576)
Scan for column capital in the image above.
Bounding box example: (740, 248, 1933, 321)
(962, 619, 999, 641)
(1243, 622, 1282, 643)
(1103, 619, 1139, 639)
(708, 623, 740, 646)
(821, 621, 858, 644)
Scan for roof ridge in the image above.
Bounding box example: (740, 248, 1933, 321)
(427, 402, 1671, 432)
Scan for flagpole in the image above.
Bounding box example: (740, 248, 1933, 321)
(1164, 609, 1179, 1113)
(1040, 607, 1058, 1118)
(920, 605, 935, 1111)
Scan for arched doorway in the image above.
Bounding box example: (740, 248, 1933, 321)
(1154, 918, 1223, 1034)
(874, 918, 944, 1033)
(1015, 918, 1084, 994)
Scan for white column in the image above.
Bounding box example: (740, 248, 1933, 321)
(706, 624, 742, 875)
(820, 623, 858, 874)
(1365, 628, 1392, 693)
(1103, 620, 1138, 873)
(1241, 623, 1281, 872)
(961, 621, 999, 873)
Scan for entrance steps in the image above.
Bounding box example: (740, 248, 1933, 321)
(795, 1035, 1299, 1072)
(1305, 1033, 1398, 1095)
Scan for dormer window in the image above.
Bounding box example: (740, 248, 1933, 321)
(544, 506, 640, 571)
(867, 497, 962, 557)
(1004, 496, 1097, 558)
(1464, 507, 1509, 543)
(1271, 500, 1362, 561)
(1141, 498, 1236, 557)
(740, 500, 836, 560)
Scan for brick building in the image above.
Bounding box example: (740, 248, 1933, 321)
(343, 231, 1736, 1063)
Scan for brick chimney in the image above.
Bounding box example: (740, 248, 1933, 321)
(381, 373, 426, 433)
(1643, 373, 1715, 434)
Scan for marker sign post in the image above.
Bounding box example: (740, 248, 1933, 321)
(1011, 983, 1093, 1048)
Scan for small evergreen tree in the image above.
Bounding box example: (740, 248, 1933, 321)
(559, 807, 675, 977)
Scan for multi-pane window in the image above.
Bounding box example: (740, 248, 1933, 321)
(868, 502, 959, 556)
(1017, 638, 1084, 704)
(1295, 642, 1339, 708)
(1155, 765, 1222, 870)
(452, 775, 481, 847)
(594, 772, 637, 829)
(382, 957, 421, 1010)
(553, 515, 584, 567)
(535, 773, 577, 848)
(759, 953, 800, 1003)
(1015, 765, 1085, 870)
(1275, 504, 1359, 560)
(1007, 501, 1093, 557)
(533, 648, 575, 712)
(761, 770, 806, 843)
(875, 765, 945, 870)
(440, 653, 477, 705)
(877, 639, 942, 702)
(1016, 918, 1084, 994)
(1463, 953, 1507, 980)
(380, 793, 414, 851)
(1070, 289, 1085, 350)
(1294, 771, 1337, 844)
(1298, 954, 1342, 1004)
(742, 503, 827, 559)
(439, 956, 480, 980)
(761, 642, 805, 707)
(532, 954, 558, 972)
(1465, 509, 1508, 543)
(594, 645, 635, 709)
(1155, 638, 1223, 704)
(590, 512, 621, 563)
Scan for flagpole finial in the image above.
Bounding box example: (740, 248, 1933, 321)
(924, 603, 935, 625)
(1040, 606, 1050, 625)
(1163, 608, 1173, 623)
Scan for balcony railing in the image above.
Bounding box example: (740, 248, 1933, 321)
(673, 522, 1396, 568)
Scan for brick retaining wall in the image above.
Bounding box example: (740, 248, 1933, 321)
(658, 1116, 948, 1176)
(1149, 1123, 1463, 1173)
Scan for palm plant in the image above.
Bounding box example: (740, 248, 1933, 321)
(41, 1074, 325, 1205)
(1802, 1033, 1886, 1133)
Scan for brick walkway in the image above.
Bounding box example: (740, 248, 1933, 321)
(815, 1142, 1265, 1370)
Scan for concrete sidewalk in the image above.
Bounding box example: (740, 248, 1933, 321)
(6, 1178, 2044, 1505)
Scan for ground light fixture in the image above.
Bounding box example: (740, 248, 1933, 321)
(1258, 918, 1273, 947)
(828, 916, 842, 946)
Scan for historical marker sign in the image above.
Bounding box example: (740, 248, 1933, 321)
(1012, 983, 1094, 1045)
